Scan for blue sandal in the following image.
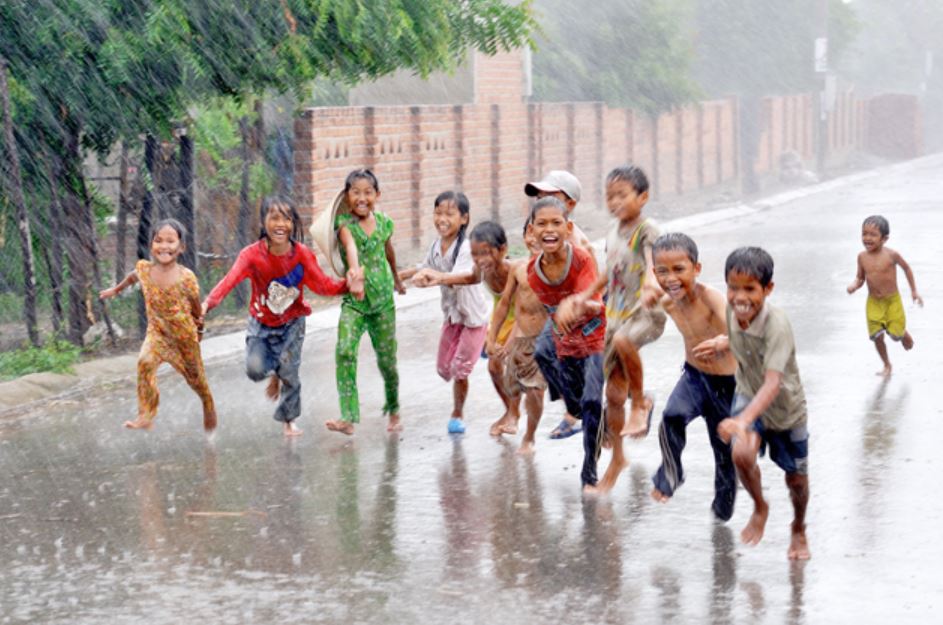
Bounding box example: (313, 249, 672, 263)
(549, 418, 581, 439)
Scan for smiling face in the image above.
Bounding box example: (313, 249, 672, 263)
(531, 204, 572, 255)
(346, 177, 379, 219)
(264, 203, 294, 249)
(861, 222, 887, 253)
(653, 248, 700, 301)
(150, 225, 183, 267)
(470, 240, 505, 274)
(726, 270, 773, 328)
(606, 178, 647, 223)
(433, 199, 468, 241)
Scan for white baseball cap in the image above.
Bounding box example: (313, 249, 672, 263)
(524, 170, 582, 203)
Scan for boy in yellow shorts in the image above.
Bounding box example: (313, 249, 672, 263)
(847, 215, 923, 377)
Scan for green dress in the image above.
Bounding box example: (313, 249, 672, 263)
(335, 211, 399, 422)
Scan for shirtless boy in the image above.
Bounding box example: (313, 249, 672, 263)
(487, 218, 549, 453)
(847, 214, 923, 377)
(649, 233, 737, 522)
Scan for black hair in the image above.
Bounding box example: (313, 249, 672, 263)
(529, 196, 568, 225)
(470, 220, 507, 250)
(434, 190, 471, 266)
(151, 217, 187, 246)
(606, 164, 650, 195)
(344, 168, 380, 194)
(652, 232, 698, 264)
(522, 213, 533, 237)
(725, 246, 774, 287)
(863, 214, 889, 238)
(259, 195, 304, 242)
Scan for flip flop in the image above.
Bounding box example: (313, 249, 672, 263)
(549, 418, 581, 440)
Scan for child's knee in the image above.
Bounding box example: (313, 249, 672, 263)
(731, 442, 756, 469)
(245, 352, 269, 381)
(605, 375, 628, 404)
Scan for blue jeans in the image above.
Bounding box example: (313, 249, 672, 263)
(245, 316, 306, 423)
(535, 330, 604, 486)
(652, 363, 737, 521)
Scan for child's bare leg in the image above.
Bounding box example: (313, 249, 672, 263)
(488, 356, 519, 436)
(873, 334, 892, 377)
(613, 336, 650, 438)
(518, 388, 544, 454)
(325, 419, 354, 436)
(386, 413, 402, 432)
(266, 374, 281, 400)
(453, 378, 469, 420)
(731, 432, 768, 545)
(901, 331, 914, 350)
(124, 417, 154, 430)
(593, 371, 630, 493)
(131, 345, 160, 431)
(786, 473, 810, 560)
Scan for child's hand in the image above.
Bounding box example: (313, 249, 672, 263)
(717, 416, 751, 445)
(913, 292, 924, 307)
(555, 295, 584, 334)
(846, 282, 858, 294)
(201, 301, 209, 317)
(641, 282, 663, 308)
(346, 268, 365, 301)
(485, 337, 505, 359)
(693, 335, 728, 362)
(394, 277, 407, 295)
(99, 287, 117, 300)
(411, 269, 434, 288)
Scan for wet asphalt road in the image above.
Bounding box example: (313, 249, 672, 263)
(1, 157, 941, 624)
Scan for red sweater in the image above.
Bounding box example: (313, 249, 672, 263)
(528, 244, 605, 358)
(205, 240, 346, 327)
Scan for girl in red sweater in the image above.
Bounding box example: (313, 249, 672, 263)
(203, 196, 348, 436)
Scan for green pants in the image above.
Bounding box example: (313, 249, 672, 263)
(336, 303, 399, 423)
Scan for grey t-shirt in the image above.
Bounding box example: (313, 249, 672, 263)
(727, 303, 808, 430)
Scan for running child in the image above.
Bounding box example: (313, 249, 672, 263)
(100, 218, 216, 432)
(487, 217, 549, 453)
(648, 233, 737, 522)
(400, 191, 489, 434)
(527, 196, 606, 489)
(694, 247, 811, 560)
(524, 170, 591, 439)
(847, 214, 923, 377)
(556, 164, 665, 493)
(324, 169, 406, 436)
(202, 195, 347, 436)
(419, 220, 519, 436)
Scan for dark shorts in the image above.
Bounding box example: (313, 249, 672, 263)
(732, 394, 809, 475)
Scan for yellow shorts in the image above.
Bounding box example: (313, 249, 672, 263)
(866, 293, 906, 339)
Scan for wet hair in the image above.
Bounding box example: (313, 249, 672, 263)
(259, 195, 304, 242)
(151, 218, 187, 246)
(652, 232, 698, 264)
(434, 190, 471, 266)
(529, 196, 569, 224)
(606, 164, 649, 195)
(863, 214, 889, 238)
(725, 247, 774, 287)
(470, 220, 507, 250)
(344, 168, 380, 194)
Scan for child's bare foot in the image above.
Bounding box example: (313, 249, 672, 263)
(386, 414, 403, 433)
(621, 395, 654, 438)
(902, 332, 914, 350)
(283, 420, 304, 437)
(124, 418, 154, 431)
(265, 375, 280, 401)
(518, 439, 536, 455)
(203, 409, 217, 432)
(325, 419, 354, 436)
(489, 413, 510, 437)
(594, 456, 628, 493)
(788, 524, 811, 560)
(651, 487, 670, 503)
(740, 500, 769, 545)
(876, 364, 892, 377)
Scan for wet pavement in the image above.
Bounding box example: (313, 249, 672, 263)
(2, 156, 941, 624)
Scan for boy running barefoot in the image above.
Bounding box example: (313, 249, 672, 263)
(847, 214, 923, 377)
(648, 233, 737, 521)
(695, 247, 810, 560)
(487, 219, 549, 453)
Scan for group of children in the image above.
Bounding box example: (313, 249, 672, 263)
(101, 161, 923, 562)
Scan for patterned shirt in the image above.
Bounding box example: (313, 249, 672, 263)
(419, 237, 489, 327)
(337, 211, 395, 314)
(605, 218, 661, 326)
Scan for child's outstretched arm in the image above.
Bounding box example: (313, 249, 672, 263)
(640, 244, 663, 307)
(338, 226, 365, 300)
(301, 247, 347, 297)
(203, 249, 252, 316)
(184, 273, 205, 340)
(99, 270, 138, 300)
(384, 239, 407, 294)
(556, 271, 607, 334)
(847, 253, 865, 294)
(419, 266, 481, 287)
(718, 370, 781, 444)
(893, 250, 923, 306)
(693, 334, 730, 363)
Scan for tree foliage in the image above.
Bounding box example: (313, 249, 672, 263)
(531, 0, 700, 115)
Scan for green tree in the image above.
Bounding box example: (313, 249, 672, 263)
(531, 0, 699, 115)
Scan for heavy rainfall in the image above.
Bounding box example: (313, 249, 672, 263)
(0, 1, 940, 623)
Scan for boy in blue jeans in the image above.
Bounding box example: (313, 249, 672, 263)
(694, 247, 810, 560)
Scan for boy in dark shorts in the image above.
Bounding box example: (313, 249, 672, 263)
(694, 247, 810, 560)
(649, 233, 737, 521)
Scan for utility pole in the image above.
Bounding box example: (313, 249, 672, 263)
(814, 0, 829, 177)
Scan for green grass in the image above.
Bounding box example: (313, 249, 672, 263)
(0, 339, 83, 380)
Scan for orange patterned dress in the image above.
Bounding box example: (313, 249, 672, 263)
(135, 259, 215, 426)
